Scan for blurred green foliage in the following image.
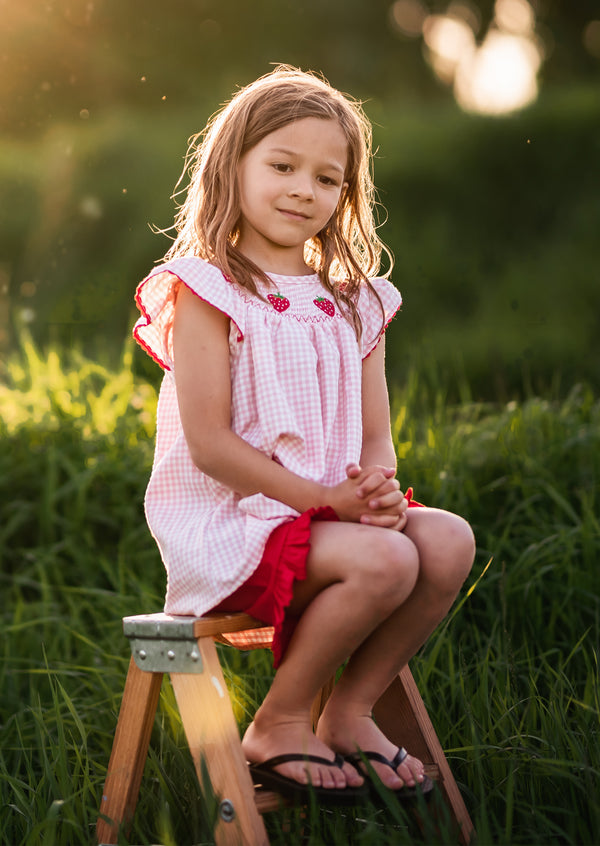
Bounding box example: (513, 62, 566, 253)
(377, 86, 600, 398)
(2, 86, 599, 399)
(1, 1, 599, 400)
(2, 0, 599, 137)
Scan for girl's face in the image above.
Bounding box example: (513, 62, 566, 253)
(236, 117, 348, 275)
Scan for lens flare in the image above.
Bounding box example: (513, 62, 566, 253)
(454, 30, 542, 115)
(417, 0, 543, 115)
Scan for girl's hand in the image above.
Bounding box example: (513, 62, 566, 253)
(347, 463, 409, 530)
(326, 464, 407, 527)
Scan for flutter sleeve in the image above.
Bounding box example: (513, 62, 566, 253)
(133, 256, 246, 370)
(358, 277, 403, 359)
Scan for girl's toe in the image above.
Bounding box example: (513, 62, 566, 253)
(396, 753, 423, 787)
(320, 763, 342, 789)
(343, 762, 364, 787)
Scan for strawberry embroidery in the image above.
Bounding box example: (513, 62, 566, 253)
(313, 296, 335, 317)
(267, 292, 290, 313)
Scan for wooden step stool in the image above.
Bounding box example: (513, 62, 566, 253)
(97, 612, 473, 845)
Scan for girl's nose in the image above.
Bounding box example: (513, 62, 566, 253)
(289, 173, 314, 200)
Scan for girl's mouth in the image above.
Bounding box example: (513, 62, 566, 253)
(278, 208, 309, 221)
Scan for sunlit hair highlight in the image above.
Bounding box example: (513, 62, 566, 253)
(164, 65, 392, 336)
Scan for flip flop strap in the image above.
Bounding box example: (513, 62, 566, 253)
(257, 752, 344, 770)
(349, 747, 408, 771)
(389, 747, 408, 769)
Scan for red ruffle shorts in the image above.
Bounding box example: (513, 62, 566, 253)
(213, 489, 424, 668)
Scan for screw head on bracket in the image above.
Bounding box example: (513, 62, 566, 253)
(219, 799, 236, 822)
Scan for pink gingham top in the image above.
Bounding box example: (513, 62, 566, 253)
(134, 256, 402, 616)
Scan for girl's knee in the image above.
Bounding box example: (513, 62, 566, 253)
(430, 514, 475, 591)
(353, 530, 419, 608)
(449, 515, 476, 574)
(408, 510, 475, 594)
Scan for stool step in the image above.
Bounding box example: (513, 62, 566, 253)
(254, 788, 291, 814)
(123, 611, 267, 638)
(123, 612, 275, 672)
(426, 763, 440, 780)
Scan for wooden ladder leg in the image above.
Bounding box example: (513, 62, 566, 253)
(373, 666, 475, 845)
(97, 657, 163, 845)
(310, 675, 335, 730)
(170, 636, 269, 846)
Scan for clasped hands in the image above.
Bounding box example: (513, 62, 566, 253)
(328, 463, 409, 531)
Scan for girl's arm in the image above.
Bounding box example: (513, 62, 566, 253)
(172, 285, 397, 523)
(360, 339, 397, 470)
(357, 337, 409, 530)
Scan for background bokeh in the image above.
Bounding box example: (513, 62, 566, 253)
(1, 0, 599, 399)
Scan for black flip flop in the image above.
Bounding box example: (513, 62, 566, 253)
(248, 752, 368, 806)
(345, 747, 434, 802)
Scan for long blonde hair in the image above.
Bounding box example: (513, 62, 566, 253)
(165, 65, 391, 335)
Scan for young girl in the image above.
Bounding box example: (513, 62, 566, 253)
(134, 66, 475, 804)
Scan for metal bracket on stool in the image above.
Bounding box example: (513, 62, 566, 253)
(123, 614, 204, 674)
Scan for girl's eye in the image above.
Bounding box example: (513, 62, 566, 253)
(272, 163, 292, 173)
(318, 175, 340, 187)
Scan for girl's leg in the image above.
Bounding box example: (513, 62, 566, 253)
(316, 507, 476, 790)
(241, 521, 421, 790)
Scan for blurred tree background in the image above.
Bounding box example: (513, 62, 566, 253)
(1, 0, 599, 399)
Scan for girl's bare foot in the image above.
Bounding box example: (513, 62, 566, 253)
(242, 708, 364, 790)
(316, 706, 425, 790)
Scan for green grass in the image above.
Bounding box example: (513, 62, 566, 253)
(1, 336, 599, 845)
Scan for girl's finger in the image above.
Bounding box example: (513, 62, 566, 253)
(368, 490, 405, 511)
(357, 474, 399, 499)
(394, 513, 409, 532)
(360, 512, 400, 527)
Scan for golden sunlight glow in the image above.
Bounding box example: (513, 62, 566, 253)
(389, 0, 428, 38)
(454, 30, 541, 115)
(583, 20, 600, 59)
(447, 1, 482, 36)
(494, 0, 535, 36)
(423, 14, 476, 84)
(0, 265, 9, 351)
(417, 0, 543, 115)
